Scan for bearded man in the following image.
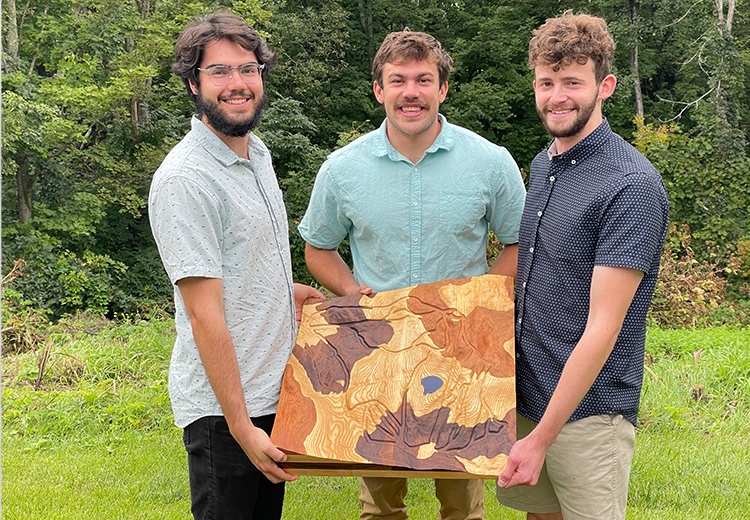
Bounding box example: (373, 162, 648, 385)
(495, 12, 669, 520)
(148, 12, 322, 519)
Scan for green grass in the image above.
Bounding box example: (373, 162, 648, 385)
(628, 432, 750, 519)
(3, 321, 750, 519)
(2, 433, 188, 520)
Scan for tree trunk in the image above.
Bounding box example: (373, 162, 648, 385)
(16, 155, 34, 223)
(3, 0, 20, 69)
(725, 0, 734, 35)
(128, 0, 154, 133)
(629, 0, 644, 118)
(357, 0, 374, 59)
(715, 0, 734, 37)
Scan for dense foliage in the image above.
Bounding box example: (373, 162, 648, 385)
(3, 0, 750, 325)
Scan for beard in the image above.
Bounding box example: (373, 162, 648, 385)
(195, 90, 269, 138)
(537, 91, 598, 139)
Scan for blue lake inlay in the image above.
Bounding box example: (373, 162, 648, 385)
(421, 376, 443, 395)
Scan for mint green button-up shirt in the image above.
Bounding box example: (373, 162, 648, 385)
(299, 115, 526, 292)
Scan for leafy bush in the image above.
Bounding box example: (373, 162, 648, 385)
(633, 117, 750, 262)
(726, 237, 750, 299)
(649, 224, 729, 328)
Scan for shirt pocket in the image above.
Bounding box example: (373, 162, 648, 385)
(439, 190, 485, 236)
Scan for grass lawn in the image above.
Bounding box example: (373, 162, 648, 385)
(3, 320, 749, 518)
(5, 429, 748, 519)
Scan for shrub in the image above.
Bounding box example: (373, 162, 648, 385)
(649, 224, 730, 328)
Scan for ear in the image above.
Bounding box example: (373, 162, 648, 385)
(373, 80, 384, 104)
(438, 81, 448, 103)
(188, 78, 199, 96)
(598, 74, 617, 101)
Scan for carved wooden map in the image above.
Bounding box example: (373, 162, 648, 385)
(271, 274, 516, 478)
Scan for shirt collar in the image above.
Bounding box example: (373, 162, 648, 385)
(372, 113, 455, 161)
(190, 115, 250, 167)
(546, 118, 612, 163)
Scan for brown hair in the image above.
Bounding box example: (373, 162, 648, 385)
(372, 29, 454, 87)
(528, 11, 615, 84)
(172, 12, 278, 103)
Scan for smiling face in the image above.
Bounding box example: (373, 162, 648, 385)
(373, 59, 448, 146)
(533, 59, 616, 153)
(189, 38, 267, 138)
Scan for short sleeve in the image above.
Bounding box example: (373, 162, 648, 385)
(149, 174, 224, 284)
(595, 173, 668, 273)
(487, 147, 526, 245)
(298, 160, 352, 249)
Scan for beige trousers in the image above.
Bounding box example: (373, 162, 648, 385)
(359, 477, 484, 520)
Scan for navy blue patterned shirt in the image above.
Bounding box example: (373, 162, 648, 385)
(515, 120, 669, 426)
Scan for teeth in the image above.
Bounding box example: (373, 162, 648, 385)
(224, 99, 248, 105)
(401, 106, 422, 112)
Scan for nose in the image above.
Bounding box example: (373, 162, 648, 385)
(402, 79, 419, 98)
(226, 68, 246, 90)
(549, 84, 567, 104)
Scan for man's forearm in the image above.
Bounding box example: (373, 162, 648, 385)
(178, 277, 251, 430)
(530, 328, 619, 448)
(177, 276, 297, 483)
(304, 243, 363, 296)
(488, 244, 518, 278)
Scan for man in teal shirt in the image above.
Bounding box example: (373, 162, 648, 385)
(299, 29, 525, 520)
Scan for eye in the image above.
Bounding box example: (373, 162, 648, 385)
(240, 64, 260, 75)
(210, 67, 230, 77)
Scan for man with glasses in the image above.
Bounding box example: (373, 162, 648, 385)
(149, 12, 322, 519)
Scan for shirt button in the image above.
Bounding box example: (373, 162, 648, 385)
(537, 211, 542, 217)
(413, 273, 418, 279)
(414, 167, 418, 172)
(523, 282, 527, 288)
(517, 317, 522, 325)
(529, 247, 534, 253)
(571, 159, 576, 165)
(413, 237, 418, 242)
(550, 176, 556, 182)
(413, 201, 418, 206)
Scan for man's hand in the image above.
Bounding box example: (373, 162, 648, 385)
(232, 421, 298, 484)
(293, 283, 326, 325)
(497, 429, 548, 488)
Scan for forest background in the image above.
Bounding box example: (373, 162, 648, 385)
(2, 0, 750, 327)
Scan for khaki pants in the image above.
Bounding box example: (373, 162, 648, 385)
(495, 414, 635, 519)
(359, 477, 484, 520)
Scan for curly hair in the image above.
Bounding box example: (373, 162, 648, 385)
(372, 29, 454, 87)
(528, 11, 615, 84)
(172, 12, 278, 103)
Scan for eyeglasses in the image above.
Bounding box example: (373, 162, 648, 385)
(196, 62, 265, 86)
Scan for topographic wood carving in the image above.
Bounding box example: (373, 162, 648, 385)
(271, 274, 516, 478)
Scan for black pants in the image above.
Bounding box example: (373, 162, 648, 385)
(183, 414, 285, 520)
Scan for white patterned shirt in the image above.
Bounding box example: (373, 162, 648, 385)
(149, 117, 295, 427)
